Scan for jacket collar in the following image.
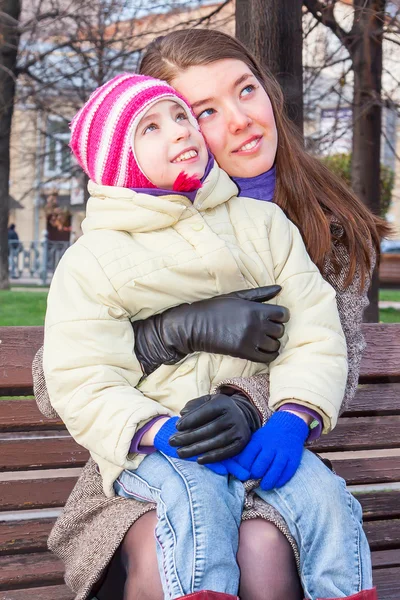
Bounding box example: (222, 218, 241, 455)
(82, 163, 238, 235)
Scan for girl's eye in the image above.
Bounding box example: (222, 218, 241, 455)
(176, 112, 188, 122)
(241, 84, 256, 97)
(143, 123, 157, 134)
(197, 108, 216, 120)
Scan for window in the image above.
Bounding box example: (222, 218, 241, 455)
(44, 117, 71, 178)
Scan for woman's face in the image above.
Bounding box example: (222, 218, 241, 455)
(171, 59, 278, 178)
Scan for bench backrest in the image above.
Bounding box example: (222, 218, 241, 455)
(0, 325, 400, 599)
(380, 253, 400, 287)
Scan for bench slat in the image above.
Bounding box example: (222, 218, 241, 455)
(357, 491, 400, 520)
(0, 328, 43, 394)
(0, 401, 63, 432)
(2, 416, 399, 474)
(0, 519, 54, 555)
(0, 438, 89, 472)
(0, 585, 74, 600)
(0, 382, 398, 437)
(331, 455, 400, 485)
(0, 440, 399, 485)
(364, 519, 400, 551)
(380, 253, 400, 286)
(373, 567, 400, 600)
(372, 549, 400, 569)
(0, 382, 398, 436)
(343, 383, 400, 416)
(0, 478, 77, 511)
(0, 552, 64, 590)
(1, 475, 398, 521)
(1, 324, 400, 393)
(1, 515, 398, 559)
(311, 416, 400, 452)
(360, 323, 400, 379)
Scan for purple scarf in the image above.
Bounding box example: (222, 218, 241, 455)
(232, 165, 276, 202)
(131, 154, 276, 204)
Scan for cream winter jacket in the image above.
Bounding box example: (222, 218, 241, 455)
(43, 163, 347, 496)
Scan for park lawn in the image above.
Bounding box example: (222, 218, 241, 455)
(379, 308, 400, 323)
(0, 290, 48, 326)
(379, 289, 400, 302)
(1, 290, 400, 327)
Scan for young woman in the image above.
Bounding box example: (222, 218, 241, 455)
(33, 28, 388, 600)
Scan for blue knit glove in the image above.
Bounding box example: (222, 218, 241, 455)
(232, 411, 309, 490)
(154, 417, 230, 476)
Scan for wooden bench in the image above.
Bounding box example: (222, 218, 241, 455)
(1, 325, 400, 599)
(379, 253, 400, 288)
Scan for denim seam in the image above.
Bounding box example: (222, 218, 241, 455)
(115, 477, 153, 503)
(347, 489, 362, 592)
(163, 454, 198, 593)
(155, 517, 174, 599)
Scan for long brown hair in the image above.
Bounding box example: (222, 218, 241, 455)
(140, 28, 390, 288)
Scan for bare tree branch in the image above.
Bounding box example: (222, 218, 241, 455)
(303, 0, 349, 46)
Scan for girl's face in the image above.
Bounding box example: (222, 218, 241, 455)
(134, 99, 208, 189)
(172, 59, 278, 179)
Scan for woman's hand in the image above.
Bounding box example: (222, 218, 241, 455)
(133, 285, 289, 376)
(168, 392, 262, 463)
(152, 416, 241, 476)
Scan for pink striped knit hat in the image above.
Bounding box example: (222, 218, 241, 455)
(69, 73, 199, 189)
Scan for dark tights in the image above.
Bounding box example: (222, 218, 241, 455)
(96, 511, 303, 600)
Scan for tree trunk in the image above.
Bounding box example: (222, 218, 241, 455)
(236, 0, 304, 132)
(0, 0, 21, 289)
(349, 0, 385, 322)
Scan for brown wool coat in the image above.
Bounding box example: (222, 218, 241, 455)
(32, 222, 373, 600)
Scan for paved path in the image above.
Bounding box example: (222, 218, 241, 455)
(379, 301, 400, 309)
(11, 286, 48, 292)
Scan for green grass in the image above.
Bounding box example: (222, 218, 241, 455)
(379, 289, 400, 302)
(0, 396, 34, 400)
(0, 290, 48, 326)
(379, 308, 400, 323)
(1, 289, 400, 327)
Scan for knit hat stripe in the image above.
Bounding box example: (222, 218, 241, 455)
(92, 82, 174, 186)
(74, 74, 139, 173)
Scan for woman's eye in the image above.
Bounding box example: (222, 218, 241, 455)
(241, 84, 256, 97)
(176, 112, 188, 122)
(197, 108, 216, 120)
(143, 123, 157, 134)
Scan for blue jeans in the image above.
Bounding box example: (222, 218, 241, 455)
(115, 450, 373, 600)
(255, 449, 373, 599)
(115, 452, 245, 599)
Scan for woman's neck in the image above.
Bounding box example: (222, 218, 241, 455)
(232, 165, 276, 202)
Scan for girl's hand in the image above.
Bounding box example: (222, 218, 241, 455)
(133, 285, 289, 376)
(169, 392, 262, 463)
(232, 411, 309, 490)
(153, 416, 229, 476)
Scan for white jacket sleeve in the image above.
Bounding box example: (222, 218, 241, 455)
(267, 205, 348, 432)
(43, 242, 171, 467)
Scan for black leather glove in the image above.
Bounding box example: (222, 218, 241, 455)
(133, 285, 289, 376)
(168, 392, 262, 463)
